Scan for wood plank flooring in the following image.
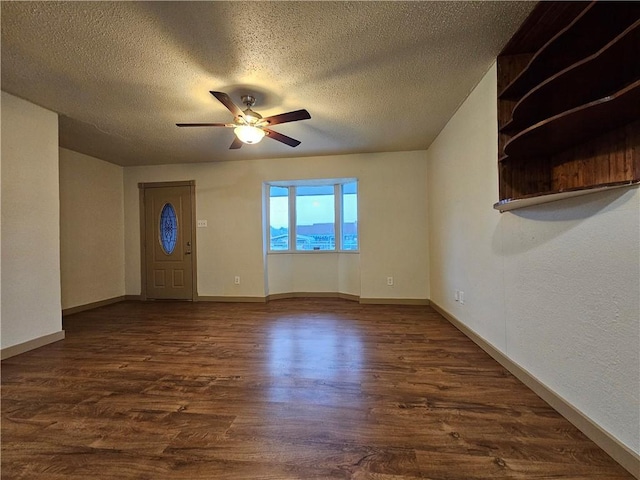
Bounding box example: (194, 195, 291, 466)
(1, 299, 632, 479)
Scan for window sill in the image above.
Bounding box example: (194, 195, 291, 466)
(267, 250, 360, 255)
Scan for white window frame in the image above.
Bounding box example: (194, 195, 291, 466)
(266, 178, 358, 254)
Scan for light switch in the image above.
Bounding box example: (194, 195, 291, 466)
(197, 220, 207, 228)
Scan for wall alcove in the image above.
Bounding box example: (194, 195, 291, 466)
(495, 1, 640, 212)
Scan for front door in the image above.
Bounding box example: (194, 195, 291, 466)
(141, 182, 196, 300)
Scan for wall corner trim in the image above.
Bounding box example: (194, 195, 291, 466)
(430, 301, 640, 478)
(1, 331, 66, 360)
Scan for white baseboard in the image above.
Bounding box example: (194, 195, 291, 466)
(267, 292, 359, 302)
(197, 296, 267, 303)
(62, 296, 127, 316)
(360, 297, 429, 305)
(1, 331, 66, 360)
(118, 292, 429, 306)
(430, 301, 640, 479)
(266, 293, 429, 305)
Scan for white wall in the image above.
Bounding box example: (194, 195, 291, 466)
(123, 151, 429, 301)
(427, 64, 640, 453)
(59, 148, 125, 309)
(1, 92, 63, 349)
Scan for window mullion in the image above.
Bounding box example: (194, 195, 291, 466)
(289, 186, 296, 252)
(335, 184, 341, 251)
(265, 185, 271, 252)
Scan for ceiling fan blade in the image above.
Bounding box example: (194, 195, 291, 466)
(262, 109, 311, 126)
(176, 123, 230, 127)
(210, 91, 245, 119)
(264, 128, 301, 147)
(229, 137, 243, 149)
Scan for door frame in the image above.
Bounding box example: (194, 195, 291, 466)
(138, 180, 198, 301)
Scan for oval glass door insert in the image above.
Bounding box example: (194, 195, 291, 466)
(159, 203, 178, 254)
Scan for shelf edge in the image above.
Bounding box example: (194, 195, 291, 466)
(503, 79, 640, 159)
(498, 1, 595, 99)
(493, 181, 640, 212)
(505, 19, 640, 134)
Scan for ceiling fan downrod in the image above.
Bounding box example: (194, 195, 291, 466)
(241, 95, 256, 109)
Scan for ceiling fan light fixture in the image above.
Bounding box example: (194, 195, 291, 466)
(178, 91, 310, 149)
(234, 125, 266, 144)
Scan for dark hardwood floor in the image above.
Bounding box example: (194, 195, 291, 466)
(1, 299, 632, 479)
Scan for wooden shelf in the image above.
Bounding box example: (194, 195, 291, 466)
(499, 2, 640, 100)
(494, 181, 639, 212)
(504, 80, 640, 159)
(496, 1, 640, 207)
(501, 20, 640, 135)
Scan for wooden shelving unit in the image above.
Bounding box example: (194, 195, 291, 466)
(495, 1, 640, 211)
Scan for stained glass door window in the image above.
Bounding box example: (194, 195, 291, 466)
(159, 203, 178, 254)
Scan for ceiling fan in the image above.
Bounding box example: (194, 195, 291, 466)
(177, 91, 311, 149)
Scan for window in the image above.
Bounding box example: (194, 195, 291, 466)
(341, 181, 358, 251)
(159, 203, 178, 255)
(267, 180, 358, 252)
(269, 186, 289, 250)
(296, 185, 335, 251)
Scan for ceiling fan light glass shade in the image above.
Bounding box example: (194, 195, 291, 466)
(234, 125, 265, 144)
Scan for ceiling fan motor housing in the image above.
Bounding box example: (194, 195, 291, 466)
(240, 95, 262, 124)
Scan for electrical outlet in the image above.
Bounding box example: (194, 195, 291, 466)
(234, 276, 240, 285)
(459, 291, 464, 304)
(387, 276, 394, 286)
(197, 220, 207, 228)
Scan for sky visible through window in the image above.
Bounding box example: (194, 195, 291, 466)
(270, 186, 357, 228)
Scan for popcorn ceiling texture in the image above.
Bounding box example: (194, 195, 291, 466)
(1, 1, 533, 166)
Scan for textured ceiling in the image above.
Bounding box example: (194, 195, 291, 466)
(1, 1, 535, 166)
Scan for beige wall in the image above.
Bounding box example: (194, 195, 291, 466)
(123, 151, 429, 301)
(59, 148, 125, 309)
(267, 253, 360, 296)
(427, 64, 640, 453)
(1, 92, 62, 349)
